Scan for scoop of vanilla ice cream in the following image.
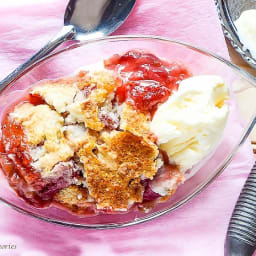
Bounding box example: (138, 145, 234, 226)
(234, 9, 256, 60)
(150, 75, 229, 172)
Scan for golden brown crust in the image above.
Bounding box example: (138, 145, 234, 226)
(80, 101, 104, 131)
(120, 103, 155, 142)
(78, 131, 159, 210)
(54, 185, 89, 204)
(54, 185, 94, 214)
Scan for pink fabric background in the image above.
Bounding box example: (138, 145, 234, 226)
(0, 0, 254, 255)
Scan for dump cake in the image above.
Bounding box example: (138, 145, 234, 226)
(0, 50, 229, 215)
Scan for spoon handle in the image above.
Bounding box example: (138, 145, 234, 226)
(0, 25, 75, 93)
(225, 161, 256, 256)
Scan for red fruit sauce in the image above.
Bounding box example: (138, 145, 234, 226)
(104, 49, 191, 113)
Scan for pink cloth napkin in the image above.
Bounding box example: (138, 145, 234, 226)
(0, 0, 254, 255)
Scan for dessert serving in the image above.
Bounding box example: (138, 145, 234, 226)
(0, 50, 229, 215)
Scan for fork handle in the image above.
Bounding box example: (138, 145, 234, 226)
(225, 162, 256, 256)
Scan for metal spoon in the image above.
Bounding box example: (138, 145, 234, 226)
(0, 0, 136, 91)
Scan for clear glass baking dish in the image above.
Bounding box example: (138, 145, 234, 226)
(0, 35, 256, 229)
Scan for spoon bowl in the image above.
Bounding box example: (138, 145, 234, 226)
(65, 0, 136, 40)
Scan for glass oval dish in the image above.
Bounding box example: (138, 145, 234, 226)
(0, 35, 256, 229)
(215, 0, 256, 69)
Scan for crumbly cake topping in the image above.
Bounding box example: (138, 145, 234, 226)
(32, 81, 78, 113)
(11, 103, 64, 145)
(62, 124, 88, 150)
(11, 71, 119, 175)
(54, 185, 89, 205)
(9, 69, 163, 210)
(54, 185, 95, 214)
(31, 70, 117, 129)
(11, 103, 76, 175)
(120, 103, 154, 141)
(71, 101, 105, 131)
(4, 60, 187, 213)
(64, 71, 117, 131)
(78, 131, 158, 210)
